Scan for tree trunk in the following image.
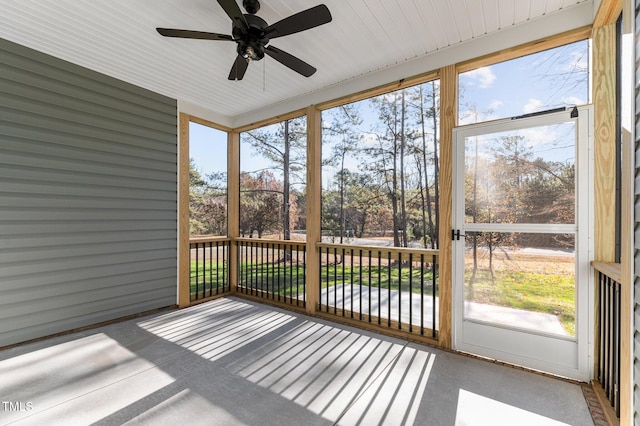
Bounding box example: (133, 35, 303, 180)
(469, 135, 479, 291)
(339, 147, 346, 243)
(399, 89, 408, 248)
(419, 85, 435, 249)
(391, 96, 400, 248)
(431, 81, 440, 249)
(283, 120, 290, 241)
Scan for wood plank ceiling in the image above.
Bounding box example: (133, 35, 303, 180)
(0, 0, 593, 126)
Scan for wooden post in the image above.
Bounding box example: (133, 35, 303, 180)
(438, 64, 457, 349)
(228, 130, 240, 294)
(305, 105, 321, 315)
(592, 3, 629, 421)
(178, 113, 190, 308)
(593, 23, 617, 264)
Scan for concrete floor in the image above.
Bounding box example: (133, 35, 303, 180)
(0, 297, 594, 426)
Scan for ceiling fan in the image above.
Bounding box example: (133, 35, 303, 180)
(156, 0, 332, 80)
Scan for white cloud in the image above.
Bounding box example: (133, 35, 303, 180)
(562, 96, 585, 106)
(488, 99, 503, 112)
(463, 66, 496, 89)
(564, 49, 588, 73)
(523, 98, 543, 114)
(520, 126, 557, 147)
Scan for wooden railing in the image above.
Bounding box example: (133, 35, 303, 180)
(236, 238, 307, 308)
(592, 261, 622, 419)
(187, 237, 439, 342)
(317, 243, 439, 339)
(189, 237, 231, 302)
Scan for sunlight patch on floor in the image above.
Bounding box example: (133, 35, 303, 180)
(455, 389, 569, 426)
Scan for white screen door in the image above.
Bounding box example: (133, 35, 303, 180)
(452, 106, 592, 381)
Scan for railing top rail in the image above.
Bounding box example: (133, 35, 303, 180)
(235, 237, 307, 247)
(316, 242, 439, 258)
(591, 261, 622, 283)
(189, 236, 231, 244)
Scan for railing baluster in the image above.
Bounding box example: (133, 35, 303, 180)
(199, 243, 204, 299)
(409, 253, 413, 332)
(260, 243, 264, 298)
(350, 248, 354, 319)
(420, 253, 424, 335)
(387, 252, 391, 327)
(212, 242, 216, 295)
(301, 245, 306, 307)
(224, 240, 228, 292)
(612, 277, 616, 403)
(289, 245, 293, 304)
(432, 255, 437, 338)
(377, 251, 381, 324)
(270, 243, 274, 300)
(246, 242, 250, 294)
(599, 272, 604, 383)
(325, 247, 329, 312)
(208, 242, 212, 296)
(296, 244, 300, 305)
(614, 277, 620, 416)
(398, 252, 402, 330)
(341, 247, 346, 316)
(277, 243, 281, 301)
(333, 247, 337, 314)
(368, 250, 372, 323)
(359, 249, 363, 321)
(242, 241, 246, 294)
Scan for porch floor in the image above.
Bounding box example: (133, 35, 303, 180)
(0, 297, 594, 425)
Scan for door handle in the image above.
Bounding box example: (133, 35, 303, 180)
(451, 229, 465, 241)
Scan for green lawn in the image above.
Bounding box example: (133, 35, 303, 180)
(190, 260, 228, 297)
(465, 269, 575, 335)
(237, 263, 306, 298)
(319, 264, 437, 294)
(190, 261, 437, 297)
(189, 259, 572, 335)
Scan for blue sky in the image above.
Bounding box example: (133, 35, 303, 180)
(190, 40, 589, 180)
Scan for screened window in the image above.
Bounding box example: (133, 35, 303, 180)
(321, 80, 441, 248)
(189, 122, 228, 236)
(240, 117, 307, 240)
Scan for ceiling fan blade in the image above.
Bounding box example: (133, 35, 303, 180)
(263, 4, 332, 39)
(156, 28, 233, 41)
(217, 0, 249, 30)
(265, 45, 316, 77)
(228, 55, 249, 80)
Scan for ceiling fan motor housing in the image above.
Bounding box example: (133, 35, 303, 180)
(234, 14, 269, 61)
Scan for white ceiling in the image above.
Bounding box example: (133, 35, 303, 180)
(0, 0, 595, 128)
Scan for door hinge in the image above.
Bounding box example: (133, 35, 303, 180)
(451, 229, 465, 241)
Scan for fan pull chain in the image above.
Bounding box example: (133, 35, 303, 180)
(263, 59, 266, 92)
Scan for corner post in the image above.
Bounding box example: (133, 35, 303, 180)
(228, 130, 240, 294)
(178, 113, 190, 308)
(306, 105, 322, 314)
(438, 65, 457, 349)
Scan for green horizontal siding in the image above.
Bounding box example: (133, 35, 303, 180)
(0, 38, 178, 346)
(635, 1, 640, 424)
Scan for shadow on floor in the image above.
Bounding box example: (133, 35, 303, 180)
(0, 297, 593, 425)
